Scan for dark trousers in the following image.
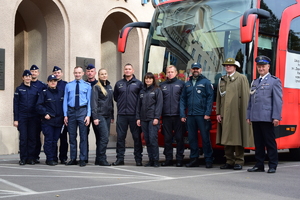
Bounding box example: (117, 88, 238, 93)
(95, 116, 111, 161)
(141, 120, 159, 161)
(252, 122, 278, 169)
(87, 116, 100, 161)
(34, 120, 42, 160)
(186, 115, 213, 163)
(116, 115, 143, 162)
(42, 123, 61, 161)
(162, 116, 184, 161)
(58, 126, 68, 161)
(18, 116, 39, 161)
(67, 107, 88, 161)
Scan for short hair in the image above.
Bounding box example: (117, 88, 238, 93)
(166, 65, 177, 72)
(124, 63, 133, 68)
(74, 66, 83, 71)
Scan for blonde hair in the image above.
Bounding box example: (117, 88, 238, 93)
(166, 65, 177, 72)
(96, 68, 108, 96)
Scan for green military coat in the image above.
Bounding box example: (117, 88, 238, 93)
(216, 72, 254, 147)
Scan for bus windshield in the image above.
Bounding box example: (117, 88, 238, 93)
(143, 0, 253, 87)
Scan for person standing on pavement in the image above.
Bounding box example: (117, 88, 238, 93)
(247, 56, 282, 174)
(63, 66, 91, 167)
(36, 75, 64, 166)
(180, 63, 214, 168)
(112, 63, 143, 166)
(136, 72, 163, 167)
(13, 70, 40, 165)
(91, 68, 114, 166)
(52, 66, 68, 164)
(216, 58, 253, 170)
(30, 65, 47, 164)
(160, 65, 185, 167)
(85, 64, 100, 164)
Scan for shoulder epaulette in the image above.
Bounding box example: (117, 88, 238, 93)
(271, 75, 278, 79)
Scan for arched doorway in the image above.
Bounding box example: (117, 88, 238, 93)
(14, 0, 66, 88)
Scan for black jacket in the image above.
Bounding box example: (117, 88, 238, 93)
(36, 87, 64, 127)
(160, 77, 184, 116)
(136, 85, 163, 121)
(91, 80, 114, 119)
(114, 75, 142, 115)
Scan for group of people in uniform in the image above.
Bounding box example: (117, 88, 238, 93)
(13, 55, 282, 173)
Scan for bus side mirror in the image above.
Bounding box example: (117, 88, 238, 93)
(118, 27, 133, 53)
(240, 14, 257, 43)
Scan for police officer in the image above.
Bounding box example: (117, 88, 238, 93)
(30, 65, 47, 164)
(180, 63, 214, 168)
(13, 70, 40, 165)
(36, 75, 64, 166)
(63, 66, 91, 167)
(52, 66, 68, 164)
(247, 56, 283, 173)
(160, 65, 185, 167)
(85, 64, 100, 164)
(113, 63, 143, 166)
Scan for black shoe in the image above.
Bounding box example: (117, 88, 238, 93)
(153, 161, 160, 167)
(161, 160, 173, 167)
(46, 160, 56, 166)
(144, 161, 154, 167)
(247, 167, 265, 172)
(233, 164, 242, 170)
(99, 160, 111, 166)
(19, 160, 26, 165)
(220, 163, 234, 169)
(85, 160, 88, 164)
(26, 159, 35, 165)
(186, 158, 199, 167)
(206, 162, 213, 168)
(95, 160, 100, 165)
(112, 160, 124, 166)
(34, 159, 40, 164)
(136, 161, 143, 166)
(65, 159, 78, 165)
(60, 159, 67, 165)
(267, 168, 276, 173)
(176, 160, 183, 167)
(79, 160, 86, 167)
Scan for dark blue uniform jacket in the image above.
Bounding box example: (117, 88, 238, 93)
(36, 87, 64, 127)
(13, 83, 39, 121)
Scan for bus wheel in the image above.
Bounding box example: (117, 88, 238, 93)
(289, 148, 300, 161)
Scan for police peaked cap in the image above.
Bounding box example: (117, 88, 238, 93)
(30, 65, 39, 70)
(22, 70, 32, 77)
(255, 55, 271, 65)
(52, 66, 62, 72)
(86, 64, 95, 70)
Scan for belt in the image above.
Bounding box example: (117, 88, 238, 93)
(68, 105, 87, 109)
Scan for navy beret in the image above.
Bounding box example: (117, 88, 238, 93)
(86, 64, 95, 70)
(23, 70, 32, 77)
(47, 74, 58, 81)
(255, 55, 271, 65)
(191, 63, 202, 69)
(52, 66, 62, 72)
(30, 65, 39, 70)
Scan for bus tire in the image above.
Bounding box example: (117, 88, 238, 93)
(289, 148, 300, 161)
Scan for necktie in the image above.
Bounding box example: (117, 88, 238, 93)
(75, 81, 80, 109)
(259, 78, 262, 84)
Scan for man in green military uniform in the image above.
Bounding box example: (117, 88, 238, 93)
(216, 58, 254, 170)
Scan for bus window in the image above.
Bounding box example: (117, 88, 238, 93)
(257, 34, 277, 75)
(288, 17, 300, 52)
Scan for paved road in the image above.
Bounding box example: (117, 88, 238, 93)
(0, 148, 299, 200)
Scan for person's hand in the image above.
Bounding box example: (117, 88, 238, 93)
(45, 114, 51, 120)
(246, 119, 251, 125)
(94, 119, 99, 126)
(13, 121, 18, 127)
(84, 116, 90, 126)
(217, 115, 222, 123)
(204, 115, 210, 120)
(181, 118, 186, 123)
(273, 119, 279, 126)
(111, 119, 114, 123)
(137, 120, 141, 127)
(153, 119, 159, 125)
(64, 117, 68, 126)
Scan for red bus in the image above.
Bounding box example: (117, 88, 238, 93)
(118, 0, 300, 160)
